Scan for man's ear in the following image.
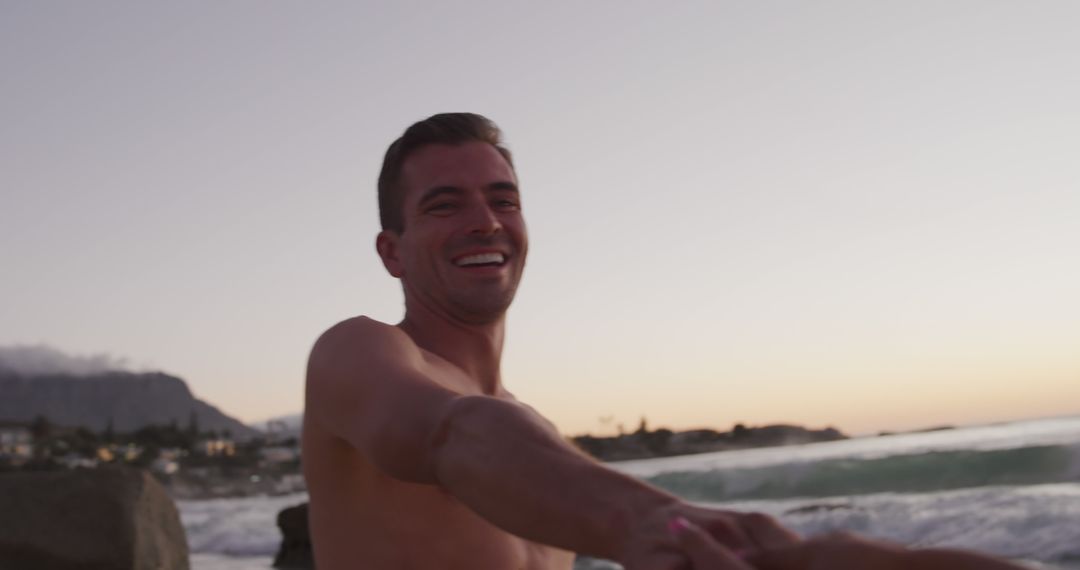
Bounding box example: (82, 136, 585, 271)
(376, 230, 404, 278)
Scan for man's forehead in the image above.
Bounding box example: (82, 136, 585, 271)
(400, 142, 516, 198)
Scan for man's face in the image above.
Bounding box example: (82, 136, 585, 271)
(377, 141, 528, 323)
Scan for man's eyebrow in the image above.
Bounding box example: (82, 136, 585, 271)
(418, 182, 518, 205)
(487, 181, 519, 193)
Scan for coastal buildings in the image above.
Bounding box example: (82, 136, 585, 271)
(0, 422, 33, 465)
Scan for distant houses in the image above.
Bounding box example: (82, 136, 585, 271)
(0, 413, 310, 500)
(0, 416, 251, 473)
(0, 422, 33, 465)
(202, 437, 236, 457)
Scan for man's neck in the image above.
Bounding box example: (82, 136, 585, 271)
(398, 301, 506, 396)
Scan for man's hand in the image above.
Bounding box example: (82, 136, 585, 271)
(620, 504, 800, 570)
(670, 516, 755, 570)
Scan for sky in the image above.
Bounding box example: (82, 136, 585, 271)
(2, 1, 1078, 436)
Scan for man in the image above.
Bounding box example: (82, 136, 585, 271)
(302, 113, 797, 569)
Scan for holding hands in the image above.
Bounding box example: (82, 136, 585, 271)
(618, 503, 799, 570)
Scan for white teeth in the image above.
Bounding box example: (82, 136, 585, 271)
(455, 252, 505, 267)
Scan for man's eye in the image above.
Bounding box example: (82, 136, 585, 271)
(494, 200, 520, 211)
(427, 203, 455, 213)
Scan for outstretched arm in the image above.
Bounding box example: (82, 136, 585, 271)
(306, 317, 797, 566)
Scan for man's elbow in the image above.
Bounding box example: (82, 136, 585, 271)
(370, 395, 533, 484)
(425, 395, 541, 481)
(364, 395, 493, 484)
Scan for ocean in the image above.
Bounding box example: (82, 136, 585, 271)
(179, 415, 1080, 569)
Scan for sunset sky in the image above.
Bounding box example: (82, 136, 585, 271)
(3, 1, 1078, 436)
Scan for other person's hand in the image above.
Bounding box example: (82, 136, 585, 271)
(670, 516, 755, 570)
(619, 503, 800, 570)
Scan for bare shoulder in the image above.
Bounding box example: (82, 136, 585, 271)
(313, 315, 408, 352)
(304, 316, 463, 479)
(304, 316, 425, 437)
(304, 316, 428, 416)
(308, 316, 419, 376)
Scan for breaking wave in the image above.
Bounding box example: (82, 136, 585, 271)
(646, 443, 1080, 501)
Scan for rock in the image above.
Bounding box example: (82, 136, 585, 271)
(0, 467, 189, 569)
(274, 503, 315, 569)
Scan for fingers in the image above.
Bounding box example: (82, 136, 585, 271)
(671, 517, 756, 570)
(694, 510, 800, 553)
(740, 512, 802, 550)
(697, 514, 754, 550)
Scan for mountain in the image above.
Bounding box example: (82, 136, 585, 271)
(0, 369, 259, 439)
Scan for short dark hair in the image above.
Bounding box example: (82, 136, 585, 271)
(377, 113, 515, 233)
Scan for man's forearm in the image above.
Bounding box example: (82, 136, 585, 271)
(428, 395, 679, 560)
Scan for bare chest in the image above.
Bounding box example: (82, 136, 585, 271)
(310, 461, 573, 569)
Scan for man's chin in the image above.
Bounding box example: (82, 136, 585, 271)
(449, 294, 515, 324)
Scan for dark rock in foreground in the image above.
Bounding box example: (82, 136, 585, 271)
(0, 467, 189, 569)
(274, 503, 314, 569)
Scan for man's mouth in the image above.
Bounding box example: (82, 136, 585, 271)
(453, 252, 507, 268)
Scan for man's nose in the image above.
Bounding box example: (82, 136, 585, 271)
(465, 203, 502, 236)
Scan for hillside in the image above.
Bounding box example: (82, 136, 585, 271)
(0, 369, 258, 439)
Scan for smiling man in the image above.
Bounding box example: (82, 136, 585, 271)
(302, 113, 798, 569)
